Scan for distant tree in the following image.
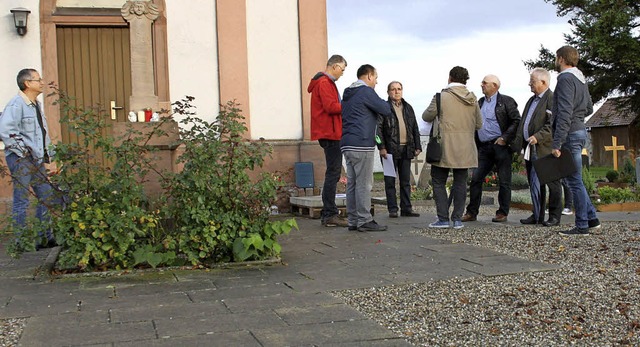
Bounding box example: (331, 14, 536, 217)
(524, 0, 640, 109)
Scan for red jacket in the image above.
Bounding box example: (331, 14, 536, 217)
(307, 72, 342, 140)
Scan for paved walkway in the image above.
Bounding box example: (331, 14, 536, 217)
(0, 208, 637, 346)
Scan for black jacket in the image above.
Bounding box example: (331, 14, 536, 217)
(476, 92, 521, 146)
(510, 89, 554, 158)
(377, 98, 422, 159)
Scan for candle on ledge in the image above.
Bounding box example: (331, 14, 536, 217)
(137, 110, 145, 122)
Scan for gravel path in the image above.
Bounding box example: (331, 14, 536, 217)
(0, 319, 26, 347)
(334, 211, 640, 346)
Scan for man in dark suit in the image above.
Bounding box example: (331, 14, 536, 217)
(511, 68, 562, 226)
(462, 74, 520, 223)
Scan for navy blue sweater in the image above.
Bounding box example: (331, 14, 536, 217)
(340, 81, 391, 152)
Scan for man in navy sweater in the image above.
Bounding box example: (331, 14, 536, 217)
(341, 64, 391, 232)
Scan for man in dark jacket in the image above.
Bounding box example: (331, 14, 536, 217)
(551, 45, 600, 236)
(308, 55, 348, 227)
(511, 68, 562, 227)
(462, 74, 520, 223)
(341, 64, 391, 232)
(378, 81, 422, 218)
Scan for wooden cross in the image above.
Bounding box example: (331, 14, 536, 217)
(604, 135, 625, 170)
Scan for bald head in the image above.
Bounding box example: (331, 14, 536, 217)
(481, 74, 501, 98)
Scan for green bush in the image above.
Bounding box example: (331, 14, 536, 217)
(619, 157, 636, 183)
(582, 167, 596, 195)
(511, 173, 529, 189)
(606, 169, 620, 183)
(596, 186, 638, 204)
(163, 99, 297, 264)
(1, 93, 297, 270)
(411, 185, 432, 200)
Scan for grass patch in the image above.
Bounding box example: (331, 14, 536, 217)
(373, 172, 385, 182)
(589, 166, 611, 181)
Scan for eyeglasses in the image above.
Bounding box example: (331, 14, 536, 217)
(334, 64, 346, 72)
(28, 78, 43, 83)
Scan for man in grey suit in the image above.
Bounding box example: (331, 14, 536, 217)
(511, 68, 562, 226)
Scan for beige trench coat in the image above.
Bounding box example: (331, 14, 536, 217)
(423, 85, 482, 169)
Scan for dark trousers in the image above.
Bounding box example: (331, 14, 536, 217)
(561, 178, 573, 208)
(432, 165, 468, 222)
(466, 143, 512, 217)
(525, 159, 563, 221)
(319, 139, 342, 221)
(383, 147, 412, 213)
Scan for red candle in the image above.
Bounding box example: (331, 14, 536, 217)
(144, 108, 152, 122)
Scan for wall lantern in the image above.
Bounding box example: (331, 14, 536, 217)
(10, 7, 31, 36)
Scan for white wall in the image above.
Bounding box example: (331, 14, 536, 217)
(165, 0, 219, 123)
(246, 0, 302, 140)
(0, 0, 42, 109)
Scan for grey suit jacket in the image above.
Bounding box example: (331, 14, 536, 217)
(510, 89, 554, 159)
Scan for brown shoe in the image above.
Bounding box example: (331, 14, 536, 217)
(492, 214, 507, 223)
(461, 213, 477, 222)
(324, 215, 349, 227)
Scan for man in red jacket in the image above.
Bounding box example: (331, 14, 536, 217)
(307, 55, 348, 227)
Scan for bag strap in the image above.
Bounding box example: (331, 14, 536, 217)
(436, 92, 441, 119)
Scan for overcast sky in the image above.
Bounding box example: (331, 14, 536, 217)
(327, 0, 572, 120)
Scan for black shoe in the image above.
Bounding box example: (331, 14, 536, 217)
(559, 226, 589, 236)
(543, 218, 560, 227)
(348, 225, 357, 231)
(588, 218, 601, 230)
(389, 212, 398, 218)
(400, 210, 420, 217)
(520, 215, 537, 225)
(358, 220, 387, 232)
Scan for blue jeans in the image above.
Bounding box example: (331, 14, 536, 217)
(343, 150, 374, 227)
(319, 140, 343, 221)
(5, 152, 54, 240)
(562, 130, 597, 228)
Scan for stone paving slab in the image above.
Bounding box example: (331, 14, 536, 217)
(5, 208, 634, 345)
(115, 331, 262, 347)
(19, 318, 156, 346)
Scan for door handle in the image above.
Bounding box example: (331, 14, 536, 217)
(110, 100, 123, 120)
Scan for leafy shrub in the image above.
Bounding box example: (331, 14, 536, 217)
(619, 157, 636, 183)
(596, 186, 638, 204)
(582, 167, 596, 195)
(511, 190, 532, 204)
(511, 173, 529, 189)
(163, 99, 297, 264)
(606, 170, 620, 183)
(49, 90, 171, 270)
(411, 185, 432, 200)
(1, 93, 297, 269)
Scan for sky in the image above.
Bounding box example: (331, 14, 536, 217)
(326, 0, 572, 125)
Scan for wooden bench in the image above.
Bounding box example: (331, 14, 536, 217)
(289, 195, 374, 219)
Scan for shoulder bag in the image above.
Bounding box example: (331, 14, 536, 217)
(425, 93, 442, 164)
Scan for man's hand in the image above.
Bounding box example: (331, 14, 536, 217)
(527, 136, 538, 145)
(415, 149, 421, 156)
(551, 149, 561, 157)
(494, 137, 506, 146)
(379, 148, 388, 159)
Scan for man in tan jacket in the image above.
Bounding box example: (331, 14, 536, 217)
(423, 66, 482, 229)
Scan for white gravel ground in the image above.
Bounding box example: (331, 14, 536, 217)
(334, 205, 640, 346)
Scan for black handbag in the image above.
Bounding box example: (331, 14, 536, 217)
(425, 93, 442, 164)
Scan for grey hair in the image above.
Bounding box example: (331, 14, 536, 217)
(327, 54, 346, 67)
(17, 68, 37, 91)
(531, 67, 551, 84)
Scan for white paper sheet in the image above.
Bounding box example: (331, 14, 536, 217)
(382, 153, 396, 177)
(524, 143, 531, 161)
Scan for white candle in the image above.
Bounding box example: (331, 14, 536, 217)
(137, 110, 145, 122)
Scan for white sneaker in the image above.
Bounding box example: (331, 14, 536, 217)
(562, 208, 573, 215)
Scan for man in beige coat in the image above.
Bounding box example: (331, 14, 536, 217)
(423, 66, 482, 229)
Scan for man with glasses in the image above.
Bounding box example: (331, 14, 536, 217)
(0, 68, 56, 249)
(308, 55, 349, 227)
(462, 74, 520, 223)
